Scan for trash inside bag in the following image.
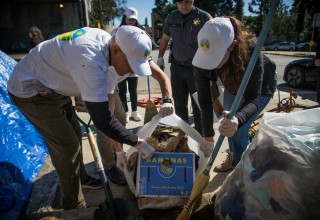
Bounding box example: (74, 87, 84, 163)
(214, 108, 320, 220)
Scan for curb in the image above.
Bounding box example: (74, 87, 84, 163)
(263, 51, 316, 58)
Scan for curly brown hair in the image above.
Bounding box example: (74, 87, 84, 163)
(219, 16, 251, 95)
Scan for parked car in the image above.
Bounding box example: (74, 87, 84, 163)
(283, 58, 317, 88)
(295, 42, 317, 52)
(265, 41, 295, 51)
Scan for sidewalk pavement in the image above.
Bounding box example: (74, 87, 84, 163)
(263, 50, 316, 57)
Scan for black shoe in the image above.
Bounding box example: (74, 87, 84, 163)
(82, 175, 103, 190)
(105, 166, 127, 186)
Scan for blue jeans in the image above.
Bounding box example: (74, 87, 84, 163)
(223, 76, 277, 166)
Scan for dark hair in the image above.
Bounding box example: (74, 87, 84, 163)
(28, 26, 44, 50)
(119, 15, 140, 28)
(219, 16, 251, 95)
(29, 26, 44, 42)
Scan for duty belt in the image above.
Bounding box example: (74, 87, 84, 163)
(172, 57, 193, 67)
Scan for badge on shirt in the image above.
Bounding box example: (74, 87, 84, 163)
(193, 18, 201, 26)
(58, 29, 86, 41)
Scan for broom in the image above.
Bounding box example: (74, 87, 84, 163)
(177, 1, 280, 219)
(144, 75, 158, 124)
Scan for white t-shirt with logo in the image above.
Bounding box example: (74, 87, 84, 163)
(7, 27, 117, 102)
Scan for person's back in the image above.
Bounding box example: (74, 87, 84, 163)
(9, 27, 110, 99)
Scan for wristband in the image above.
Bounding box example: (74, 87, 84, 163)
(162, 98, 173, 104)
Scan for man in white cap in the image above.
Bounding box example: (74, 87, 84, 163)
(7, 26, 174, 210)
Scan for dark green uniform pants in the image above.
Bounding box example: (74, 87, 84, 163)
(9, 91, 86, 210)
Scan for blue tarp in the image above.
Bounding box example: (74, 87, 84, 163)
(0, 51, 48, 219)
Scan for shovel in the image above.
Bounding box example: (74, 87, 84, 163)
(144, 75, 158, 124)
(73, 108, 137, 220)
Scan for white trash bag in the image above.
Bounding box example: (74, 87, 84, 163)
(214, 108, 320, 219)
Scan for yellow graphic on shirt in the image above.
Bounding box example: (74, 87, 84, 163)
(144, 49, 151, 59)
(58, 29, 87, 41)
(200, 39, 210, 51)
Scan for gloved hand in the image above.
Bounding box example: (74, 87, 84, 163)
(116, 151, 127, 172)
(136, 140, 155, 160)
(159, 103, 174, 118)
(157, 57, 165, 70)
(199, 139, 214, 158)
(219, 111, 239, 137)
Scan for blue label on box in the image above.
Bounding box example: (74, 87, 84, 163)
(137, 152, 195, 197)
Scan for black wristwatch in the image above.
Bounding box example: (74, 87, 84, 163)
(162, 98, 173, 104)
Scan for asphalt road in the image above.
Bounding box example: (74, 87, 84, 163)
(139, 50, 317, 101)
(8, 50, 317, 102)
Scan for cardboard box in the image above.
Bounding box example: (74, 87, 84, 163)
(136, 152, 195, 197)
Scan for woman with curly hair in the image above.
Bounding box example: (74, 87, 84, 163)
(192, 16, 277, 171)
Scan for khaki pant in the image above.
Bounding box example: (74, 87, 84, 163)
(9, 92, 86, 210)
(96, 91, 126, 170)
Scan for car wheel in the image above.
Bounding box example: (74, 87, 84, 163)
(274, 47, 278, 51)
(289, 47, 293, 51)
(285, 66, 306, 88)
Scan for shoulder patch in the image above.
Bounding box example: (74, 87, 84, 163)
(58, 29, 87, 41)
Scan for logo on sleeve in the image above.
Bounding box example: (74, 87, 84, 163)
(144, 49, 151, 59)
(58, 29, 86, 41)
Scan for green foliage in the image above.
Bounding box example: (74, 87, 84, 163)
(144, 17, 149, 28)
(89, 0, 127, 27)
(291, 0, 319, 40)
(152, 0, 176, 31)
(299, 29, 312, 42)
(234, 0, 244, 20)
(245, 0, 297, 39)
(193, 0, 244, 18)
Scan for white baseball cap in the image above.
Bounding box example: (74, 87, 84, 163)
(192, 17, 234, 70)
(124, 7, 138, 20)
(115, 25, 152, 76)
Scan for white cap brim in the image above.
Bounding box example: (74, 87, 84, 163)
(192, 47, 225, 70)
(127, 15, 138, 20)
(128, 58, 151, 76)
(192, 17, 234, 70)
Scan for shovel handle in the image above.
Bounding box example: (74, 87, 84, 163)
(147, 75, 151, 99)
(72, 108, 117, 219)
